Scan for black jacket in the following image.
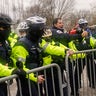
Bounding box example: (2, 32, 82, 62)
(51, 26, 82, 47)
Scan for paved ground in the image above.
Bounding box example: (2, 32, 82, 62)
(79, 87, 96, 96)
(79, 66, 96, 96)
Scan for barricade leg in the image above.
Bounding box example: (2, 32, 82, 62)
(16, 77, 38, 96)
(66, 50, 96, 96)
(86, 54, 96, 88)
(39, 66, 66, 96)
(68, 58, 86, 96)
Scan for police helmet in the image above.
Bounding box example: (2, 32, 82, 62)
(0, 13, 13, 25)
(26, 16, 46, 31)
(78, 18, 88, 25)
(17, 21, 29, 30)
(26, 16, 46, 38)
(26, 16, 46, 24)
(0, 13, 13, 41)
(78, 18, 88, 28)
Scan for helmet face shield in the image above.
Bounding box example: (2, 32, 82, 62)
(29, 23, 45, 38)
(25, 16, 46, 40)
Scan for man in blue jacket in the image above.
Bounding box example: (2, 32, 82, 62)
(51, 18, 88, 47)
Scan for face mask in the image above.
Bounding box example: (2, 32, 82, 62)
(33, 30, 44, 40)
(0, 28, 11, 41)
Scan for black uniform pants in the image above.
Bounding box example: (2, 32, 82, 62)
(68, 58, 86, 96)
(40, 68, 68, 96)
(87, 55, 96, 88)
(69, 56, 96, 96)
(0, 82, 7, 96)
(16, 77, 38, 96)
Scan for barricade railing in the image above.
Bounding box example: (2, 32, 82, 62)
(65, 49, 96, 96)
(0, 63, 66, 96)
(0, 74, 18, 96)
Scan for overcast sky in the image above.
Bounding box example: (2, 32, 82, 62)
(23, 0, 95, 10)
(75, 0, 95, 10)
(0, 0, 96, 12)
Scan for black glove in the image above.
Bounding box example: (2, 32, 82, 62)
(12, 68, 26, 78)
(12, 61, 26, 78)
(16, 61, 23, 69)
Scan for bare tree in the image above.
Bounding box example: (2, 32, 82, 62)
(90, 3, 96, 24)
(22, 0, 75, 26)
(2, 0, 96, 31)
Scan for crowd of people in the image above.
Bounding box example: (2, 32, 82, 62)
(0, 13, 96, 96)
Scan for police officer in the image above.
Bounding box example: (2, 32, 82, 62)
(78, 18, 92, 36)
(39, 27, 75, 96)
(8, 21, 27, 48)
(10, 16, 45, 96)
(0, 13, 14, 96)
(68, 36, 96, 95)
(68, 18, 95, 95)
(51, 18, 88, 47)
(15, 21, 74, 96)
(49, 17, 88, 96)
(17, 21, 27, 38)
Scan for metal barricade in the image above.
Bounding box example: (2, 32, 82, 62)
(65, 49, 96, 96)
(0, 64, 67, 96)
(0, 74, 22, 96)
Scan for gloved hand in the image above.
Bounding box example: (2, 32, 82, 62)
(12, 68, 26, 78)
(12, 61, 26, 78)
